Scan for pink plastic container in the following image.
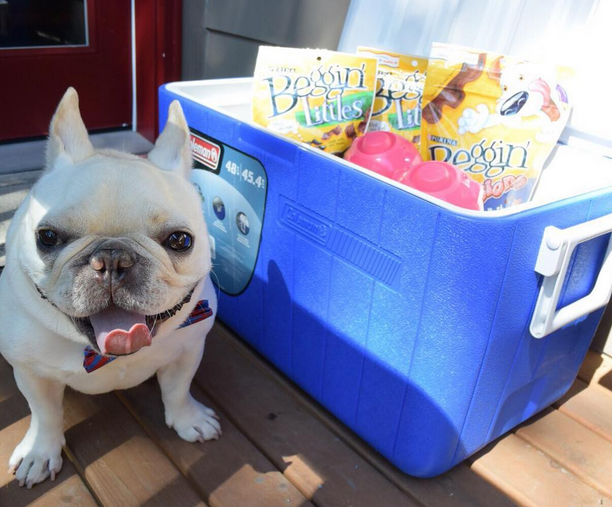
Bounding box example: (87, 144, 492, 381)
(344, 132, 482, 210)
(401, 161, 482, 211)
(344, 131, 421, 181)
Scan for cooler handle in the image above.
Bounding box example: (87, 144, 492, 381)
(530, 213, 612, 339)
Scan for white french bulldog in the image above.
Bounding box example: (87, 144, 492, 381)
(0, 88, 221, 488)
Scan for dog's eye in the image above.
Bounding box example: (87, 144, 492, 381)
(37, 229, 61, 247)
(165, 232, 193, 252)
(503, 85, 508, 92)
(519, 74, 524, 81)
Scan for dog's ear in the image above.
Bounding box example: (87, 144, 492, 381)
(46, 87, 94, 169)
(148, 101, 192, 178)
(487, 57, 504, 82)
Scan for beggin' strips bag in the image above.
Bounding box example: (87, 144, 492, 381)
(357, 46, 428, 146)
(252, 46, 378, 155)
(421, 43, 573, 210)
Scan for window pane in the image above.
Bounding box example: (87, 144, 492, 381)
(0, 0, 87, 49)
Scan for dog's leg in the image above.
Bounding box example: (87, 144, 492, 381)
(157, 340, 221, 442)
(9, 368, 65, 488)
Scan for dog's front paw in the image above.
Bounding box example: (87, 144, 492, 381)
(166, 398, 222, 443)
(458, 104, 489, 134)
(9, 432, 65, 488)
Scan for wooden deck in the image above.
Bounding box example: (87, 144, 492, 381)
(1, 322, 611, 507)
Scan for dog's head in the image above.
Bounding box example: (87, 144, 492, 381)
(490, 58, 560, 121)
(15, 88, 209, 355)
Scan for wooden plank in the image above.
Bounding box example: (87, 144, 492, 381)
(62, 386, 207, 507)
(0, 356, 98, 507)
(515, 408, 612, 499)
(197, 324, 522, 507)
(354, 457, 520, 507)
(556, 379, 612, 444)
(308, 426, 519, 507)
(195, 324, 419, 507)
(0, 169, 42, 187)
(119, 377, 313, 507)
(470, 434, 612, 507)
(218, 327, 520, 507)
(578, 350, 612, 390)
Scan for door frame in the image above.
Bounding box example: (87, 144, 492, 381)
(134, 0, 182, 142)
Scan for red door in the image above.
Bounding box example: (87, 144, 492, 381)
(0, 0, 132, 141)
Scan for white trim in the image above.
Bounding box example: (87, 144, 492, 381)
(165, 78, 612, 220)
(131, 0, 137, 132)
(84, 0, 90, 46)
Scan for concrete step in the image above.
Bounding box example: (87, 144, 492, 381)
(0, 131, 154, 175)
(0, 170, 43, 266)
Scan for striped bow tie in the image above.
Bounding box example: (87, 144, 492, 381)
(83, 299, 213, 373)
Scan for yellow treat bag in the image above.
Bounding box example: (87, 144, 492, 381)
(252, 46, 378, 155)
(421, 43, 573, 210)
(357, 46, 428, 146)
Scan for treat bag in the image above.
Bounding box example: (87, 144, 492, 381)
(357, 46, 428, 148)
(252, 46, 378, 155)
(421, 43, 573, 210)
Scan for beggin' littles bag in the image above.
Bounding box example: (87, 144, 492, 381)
(421, 43, 573, 210)
(252, 46, 378, 155)
(357, 47, 428, 147)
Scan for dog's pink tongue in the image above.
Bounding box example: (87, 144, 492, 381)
(89, 307, 151, 356)
(529, 78, 552, 105)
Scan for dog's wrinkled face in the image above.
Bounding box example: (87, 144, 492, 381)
(20, 88, 209, 355)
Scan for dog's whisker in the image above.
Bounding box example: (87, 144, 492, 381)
(209, 270, 222, 301)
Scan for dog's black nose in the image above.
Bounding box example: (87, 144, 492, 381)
(501, 90, 529, 116)
(90, 249, 135, 291)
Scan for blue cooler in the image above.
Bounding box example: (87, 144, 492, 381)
(160, 78, 612, 477)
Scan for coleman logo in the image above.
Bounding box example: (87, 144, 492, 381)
(280, 201, 330, 245)
(190, 134, 220, 170)
(284, 205, 329, 240)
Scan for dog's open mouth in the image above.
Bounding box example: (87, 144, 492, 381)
(73, 289, 194, 357)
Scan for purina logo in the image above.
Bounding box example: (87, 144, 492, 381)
(189, 133, 220, 170)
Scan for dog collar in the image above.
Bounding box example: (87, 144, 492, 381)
(83, 299, 214, 373)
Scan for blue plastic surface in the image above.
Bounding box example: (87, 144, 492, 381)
(160, 83, 612, 477)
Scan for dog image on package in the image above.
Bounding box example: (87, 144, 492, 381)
(421, 43, 573, 210)
(457, 58, 570, 143)
(0, 89, 220, 488)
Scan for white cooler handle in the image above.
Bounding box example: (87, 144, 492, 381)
(530, 213, 612, 339)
